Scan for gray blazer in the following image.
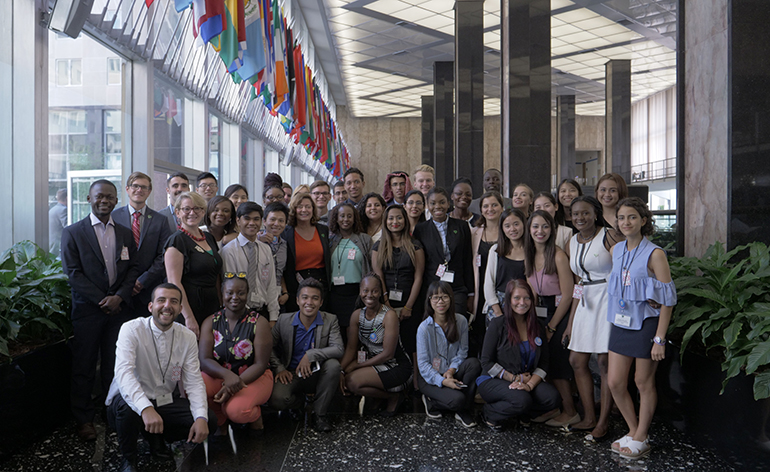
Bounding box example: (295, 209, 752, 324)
(157, 204, 179, 233)
(270, 310, 344, 374)
(329, 232, 373, 275)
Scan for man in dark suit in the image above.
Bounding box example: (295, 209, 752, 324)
(157, 172, 189, 232)
(112, 172, 173, 316)
(61, 179, 140, 441)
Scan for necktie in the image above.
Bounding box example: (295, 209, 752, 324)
(247, 242, 258, 297)
(132, 211, 141, 247)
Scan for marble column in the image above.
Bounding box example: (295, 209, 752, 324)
(557, 95, 576, 183)
(605, 59, 631, 181)
(433, 61, 454, 189)
(501, 0, 551, 195)
(454, 0, 484, 193)
(421, 95, 434, 167)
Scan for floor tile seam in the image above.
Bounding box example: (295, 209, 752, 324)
(279, 421, 301, 472)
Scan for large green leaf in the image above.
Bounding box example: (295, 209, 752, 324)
(746, 339, 770, 374)
(724, 321, 742, 348)
(753, 372, 770, 400)
(677, 288, 728, 308)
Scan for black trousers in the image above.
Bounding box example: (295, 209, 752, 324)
(269, 359, 341, 417)
(478, 378, 561, 424)
(417, 357, 482, 413)
(107, 393, 217, 460)
(70, 305, 130, 425)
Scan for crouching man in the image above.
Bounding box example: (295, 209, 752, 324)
(105, 283, 217, 472)
(269, 278, 344, 432)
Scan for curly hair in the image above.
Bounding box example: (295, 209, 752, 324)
(617, 197, 654, 237)
(287, 192, 319, 226)
(357, 193, 386, 233)
(328, 203, 363, 235)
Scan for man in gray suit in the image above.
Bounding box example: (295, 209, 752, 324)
(49, 188, 68, 254)
(468, 168, 513, 214)
(112, 172, 173, 317)
(269, 278, 344, 432)
(157, 172, 189, 232)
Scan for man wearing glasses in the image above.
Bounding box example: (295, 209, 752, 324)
(309, 180, 332, 225)
(61, 179, 140, 442)
(196, 172, 219, 203)
(113, 172, 173, 317)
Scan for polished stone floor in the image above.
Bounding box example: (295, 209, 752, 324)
(3, 392, 767, 472)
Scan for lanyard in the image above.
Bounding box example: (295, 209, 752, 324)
(432, 319, 449, 363)
(619, 240, 645, 303)
(336, 238, 352, 272)
(577, 228, 598, 282)
(148, 318, 175, 384)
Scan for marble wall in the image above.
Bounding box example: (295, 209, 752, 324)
(683, 0, 729, 256)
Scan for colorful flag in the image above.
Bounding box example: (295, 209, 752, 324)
(192, 0, 226, 45)
(213, 0, 246, 72)
(234, 0, 267, 83)
(175, 0, 192, 11)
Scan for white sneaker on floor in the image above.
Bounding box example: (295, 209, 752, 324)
(422, 395, 442, 419)
(455, 411, 477, 428)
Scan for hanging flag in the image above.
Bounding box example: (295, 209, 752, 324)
(292, 43, 306, 129)
(213, 0, 246, 72)
(175, 0, 192, 11)
(272, 0, 289, 109)
(234, 0, 267, 83)
(192, 0, 226, 45)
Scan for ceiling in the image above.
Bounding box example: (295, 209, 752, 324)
(304, 0, 677, 118)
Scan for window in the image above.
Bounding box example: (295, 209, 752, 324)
(208, 113, 221, 180)
(153, 77, 184, 165)
(55, 59, 82, 86)
(107, 57, 121, 85)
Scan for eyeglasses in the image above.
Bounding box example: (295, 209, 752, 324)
(430, 295, 450, 303)
(198, 183, 217, 189)
(129, 184, 151, 192)
(179, 206, 205, 214)
(311, 191, 330, 197)
(224, 272, 247, 279)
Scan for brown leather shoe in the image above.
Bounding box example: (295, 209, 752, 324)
(77, 422, 97, 441)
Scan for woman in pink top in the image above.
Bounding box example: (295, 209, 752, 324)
(524, 210, 578, 427)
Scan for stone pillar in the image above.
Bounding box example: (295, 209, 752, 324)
(605, 59, 631, 181)
(557, 95, 576, 183)
(421, 95, 434, 167)
(454, 0, 484, 194)
(501, 0, 551, 195)
(433, 61, 454, 189)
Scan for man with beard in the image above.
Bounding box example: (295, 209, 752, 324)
(158, 172, 190, 232)
(468, 169, 512, 214)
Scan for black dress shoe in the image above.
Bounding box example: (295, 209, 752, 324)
(119, 457, 138, 472)
(76, 422, 97, 441)
(148, 435, 173, 461)
(313, 415, 332, 433)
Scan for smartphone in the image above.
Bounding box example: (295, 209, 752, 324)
(311, 361, 321, 373)
(458, 383, 468, 388)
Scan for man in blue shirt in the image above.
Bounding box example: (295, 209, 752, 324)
(269, 278, 344, 432)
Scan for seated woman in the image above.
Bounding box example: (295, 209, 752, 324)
(417, 281, 481, 428)
(340, 274, 413, 416)
(199, 275, 274, 431)
(478, 279, 561, 430)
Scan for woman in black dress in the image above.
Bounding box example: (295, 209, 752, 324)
(164, 191, 222, 337)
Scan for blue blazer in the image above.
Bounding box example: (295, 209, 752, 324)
(112, 205, 173, 305)
(61, 216, 140, 317)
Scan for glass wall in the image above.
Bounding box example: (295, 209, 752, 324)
(153, 75, 185, 166)
(208, 113, 222, 180)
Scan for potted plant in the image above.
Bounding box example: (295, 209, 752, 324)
(0, 241, 73, 462)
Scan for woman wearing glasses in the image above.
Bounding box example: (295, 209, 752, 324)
(164, 191, 223, 337)
(417, 281, 481, 428)
(199, 274, 274, 432)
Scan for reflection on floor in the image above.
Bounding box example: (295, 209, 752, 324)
(1, 394, 767, 471)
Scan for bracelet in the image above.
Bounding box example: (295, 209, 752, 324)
(546, 325, 556, 333)
(402, 306, 412, 311)
(281, 292, 288, 296)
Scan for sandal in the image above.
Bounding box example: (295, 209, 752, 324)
(584, 431, 609, 443)
(619, 438, 651, 459)
(611, 435, 632, 454)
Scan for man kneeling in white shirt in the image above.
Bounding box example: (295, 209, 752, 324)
(106, 283, 216, 472)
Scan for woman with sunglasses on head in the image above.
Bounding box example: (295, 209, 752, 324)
(340, 274, 413, 416)
(164, 191, 223, 337)
(201, 196, 238, 250)
(524, 210, 579, 427)
(328, 203, 373, 342)
(533, 192, 572, 251)
(358, 192, 387, 244)
(417, 282, 481, 428)
(199, 275, 274, 432)
(404, 190, 427, 235)
(607, 197, 676, 459)
(562, 196, 621, 442)
(557, 178, 583, 232)
(477, 279, 561, 430)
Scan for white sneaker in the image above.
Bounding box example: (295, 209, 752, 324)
(422, 395, 442, 419)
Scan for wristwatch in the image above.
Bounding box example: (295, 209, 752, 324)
(653, 336, 666, 346)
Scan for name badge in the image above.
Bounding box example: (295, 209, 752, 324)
(250, 291, 260, 303)
(614, 313, 632, 328)
(622, 270, 631, 286)
(432, 357, 441, 371)
(555, 295, 562, 307)
(535, 306, 548, 318)
(347, 248, 357, 260)
(156, 392, 173, 407)
(440, 270, 455, 283)
(357, 350, 367, 364)
(333, 276, 345, 286)
(120, 246, 130, 260)
(572, 285, 584, 300)
(389, 289, 403, 302)
(436, 264, 447, 278)
(296, 273, 304, 283)
(475, 254, 482, 267)
(260, 266, 270, 281)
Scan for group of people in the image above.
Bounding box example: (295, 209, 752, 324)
(60, 165, 675, 471)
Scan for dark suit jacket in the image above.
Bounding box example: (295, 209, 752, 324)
(281, 224, 332, 310)
(413, 217, 474, 294)
(112, 205, 173, 308)
(269, 311, 344, 374)
(61, 216, 140, 318)
(157, 204, 179, 233)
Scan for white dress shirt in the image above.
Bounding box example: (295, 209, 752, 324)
(220, 233, 280, 321)
(106, 317, 208, 420)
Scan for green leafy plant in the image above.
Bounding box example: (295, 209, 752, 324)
(669, 241, 770, 400)
(0, 241, 72, 359)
